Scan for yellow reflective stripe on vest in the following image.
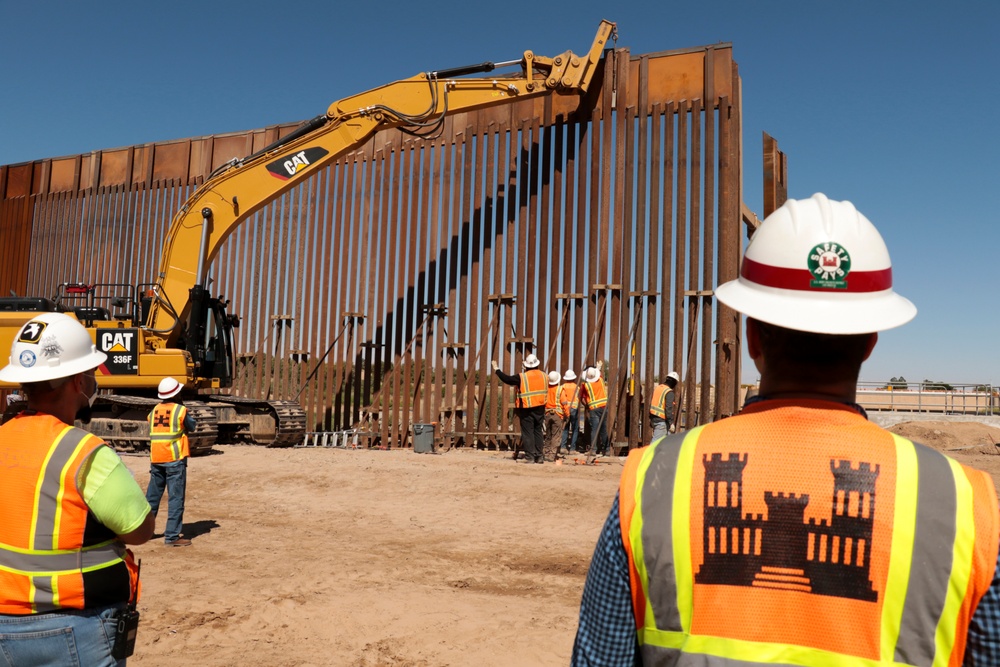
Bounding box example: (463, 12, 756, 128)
(30, 426, 90, 552)
(585, 379, 608, 408)
(0, 541, 124, 574)
(629, 429, 701, 635)
(880, 433, 918, 662)
(634, 634, 925, 666)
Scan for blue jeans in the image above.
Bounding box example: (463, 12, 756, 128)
(587, 407, 609, 456)
(560, 409, 580, 452)
(0, 603, 125, 666)
(145, 459, 187, 543)
(650, 416, 668, 444)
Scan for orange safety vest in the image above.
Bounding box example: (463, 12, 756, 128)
(559, 383, 580, 412)
(0, 413, 137, 614)
(545, 384, 564, 415)
(517, 369, 548, 409)
(649, 383, 673, 419)
(149, 402, 190, 463)
(583, 376, 608, 409)
(618, 399, 1000, 666)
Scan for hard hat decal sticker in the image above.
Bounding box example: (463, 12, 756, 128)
(18, 350, 36, 367)
(808, 243, 851, 289)
(40, 335, 63, 358)
(265, 147, 330, 181)
(17, 321, 46, 343)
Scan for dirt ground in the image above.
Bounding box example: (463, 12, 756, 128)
(120, 419, 1000, 667)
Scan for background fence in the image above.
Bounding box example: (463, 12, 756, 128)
(856, 382, 999, 416)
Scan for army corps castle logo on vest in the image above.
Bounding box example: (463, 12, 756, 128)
(808, 242, 851, 289)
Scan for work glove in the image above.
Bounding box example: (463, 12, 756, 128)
(491, 360, 499, 371)
(597, 360, 604, 371)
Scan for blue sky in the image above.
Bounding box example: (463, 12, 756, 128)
(2, 1, 998, 386)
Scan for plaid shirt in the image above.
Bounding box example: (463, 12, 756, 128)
(572, 494, 1000, 666)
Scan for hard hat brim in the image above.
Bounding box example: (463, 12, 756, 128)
(716, 278, 916, 334)
(158, 387, 183, 399)
(0, 350, 106, 384)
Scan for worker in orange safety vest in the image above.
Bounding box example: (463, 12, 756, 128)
(648, 370, 679, 444)
(145, 377, 197, 547)
(492, 353, 548, 463)
(558, 369, 581, 455)
(573, 194, 1000, 665)
(0, 312, 154, 665)
(581, 362, 609, 457)
(542, 370, 567, 461)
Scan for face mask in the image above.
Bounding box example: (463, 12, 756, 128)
(76, 374, 97, 425)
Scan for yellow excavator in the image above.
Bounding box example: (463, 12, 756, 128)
(0, 20, 616, 453)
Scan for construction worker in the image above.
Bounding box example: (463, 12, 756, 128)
(558, 369, 581, 454)
(0, 312, 153, 665)
(580, 362, 609, 457)
(648, 370, 679, 443)
(492, 353, 547, 463)
(542, 370, 566, 462)
(573, 194, 1000, 664)
(145, 377, 196, 547)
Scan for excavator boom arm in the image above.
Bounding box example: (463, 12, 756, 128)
(146, 21, 615, 348)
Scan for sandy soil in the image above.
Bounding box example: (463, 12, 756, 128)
(120, 419, 1000, 666)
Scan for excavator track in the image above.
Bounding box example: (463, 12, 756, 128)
(208, 395, 307, 447)
(85, 394, 158, 454)
(85, 395, 219, 456)
(3, 392, 305, 450)
(183, 400, 220, 456)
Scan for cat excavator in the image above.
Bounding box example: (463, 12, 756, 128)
(0, 20, 616, 453)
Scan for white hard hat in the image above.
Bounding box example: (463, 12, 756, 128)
(547, 371, 561, 385)
(666, 371, 680, 383)
(157, 377, 183, 400)
(715, 193, 916, 334)
(523, 353, 540, 368)
(0, 312, 107, 384)
(585, 367, 601, 382)
(563, 369, 577, 382)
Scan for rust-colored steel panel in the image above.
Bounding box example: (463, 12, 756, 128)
(644, 101, 663, 446)
(2, 43, 752, 450)
(97, 150, 130, 188)
(0, 197, 31, 296)
(150, 141, 191, 184)
(50, 158, 81, 193)
(608, 49, 629, 447)
(571, 122, 588, 378)
(674, 103, 689, 425)
(716, 93, 740, 419)
(642, 46, 734, 112)
(5, 164, 33, 198)
(764, 132, 788, 218)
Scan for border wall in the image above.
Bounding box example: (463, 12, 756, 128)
(0, 43, 750, 450)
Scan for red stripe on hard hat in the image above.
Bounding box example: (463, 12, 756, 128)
(741, 256, 893, 292)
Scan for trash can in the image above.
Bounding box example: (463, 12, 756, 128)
(412, 423, 435, 453)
